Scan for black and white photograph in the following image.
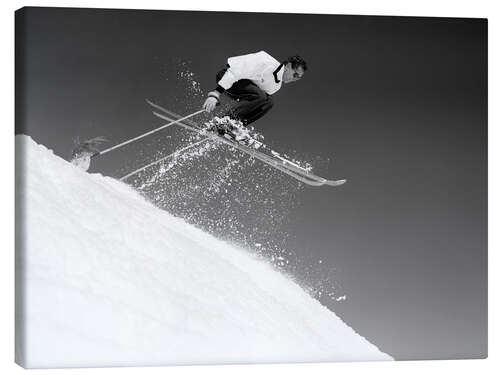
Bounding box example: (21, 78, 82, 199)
(14, 6, 487, 369)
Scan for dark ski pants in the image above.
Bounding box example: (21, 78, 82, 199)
(216, 67, 274, 126)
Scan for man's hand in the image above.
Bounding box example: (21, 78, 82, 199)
(203, 91, 220, 113)
(203, 97, 218, 112)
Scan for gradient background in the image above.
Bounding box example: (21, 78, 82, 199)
(15, 7, 487, 360)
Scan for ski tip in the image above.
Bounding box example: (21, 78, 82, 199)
(326, 179, 347, 187)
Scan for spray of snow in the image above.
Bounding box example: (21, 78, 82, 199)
(124, 65, 344, 304)
(16, 135, 392, 368)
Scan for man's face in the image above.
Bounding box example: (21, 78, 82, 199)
(282, 63, 305, 84)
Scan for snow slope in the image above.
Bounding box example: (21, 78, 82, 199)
(15, 135, 392, 368)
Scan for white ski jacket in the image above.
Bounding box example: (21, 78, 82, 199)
(217, 51, 284, 95)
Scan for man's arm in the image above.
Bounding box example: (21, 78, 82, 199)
(203, 51, 268, 112)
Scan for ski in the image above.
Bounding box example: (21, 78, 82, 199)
(146, 99, 346, 187)
(150, 110, 343, 187)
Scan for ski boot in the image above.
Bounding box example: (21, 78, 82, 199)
(204, 117, 263, 149)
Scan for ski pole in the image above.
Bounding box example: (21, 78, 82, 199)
(120, 137, 209, 181)
(94, 108, 206, 158)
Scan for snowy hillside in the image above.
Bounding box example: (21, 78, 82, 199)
(15, 135, 392, 368)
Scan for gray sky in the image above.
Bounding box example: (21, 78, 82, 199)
(16, 7, 487, 360)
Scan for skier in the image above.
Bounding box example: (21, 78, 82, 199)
(202, 51, 307, 127)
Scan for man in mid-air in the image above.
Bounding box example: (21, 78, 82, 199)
(203, 51, 307, 129)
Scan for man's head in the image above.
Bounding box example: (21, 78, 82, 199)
(282, 55, 307, 84)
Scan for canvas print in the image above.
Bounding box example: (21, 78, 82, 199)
(15, 7, 487, 368)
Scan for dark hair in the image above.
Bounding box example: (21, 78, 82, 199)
(285, 55, 308, 71)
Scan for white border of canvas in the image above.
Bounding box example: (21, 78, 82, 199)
(1, 1, 497, 374)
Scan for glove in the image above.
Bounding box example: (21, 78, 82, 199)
(203, 91, 220, 113)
